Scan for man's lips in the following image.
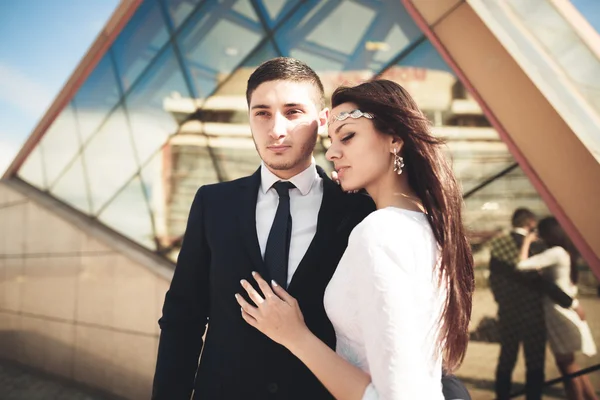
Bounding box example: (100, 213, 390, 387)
(267, 145, 290, 151)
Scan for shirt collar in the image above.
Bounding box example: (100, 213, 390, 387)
(512, 227, 529, 236)
(260, 159, 318, 196)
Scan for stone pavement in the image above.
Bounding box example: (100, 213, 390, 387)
(0, 360, 116, 400)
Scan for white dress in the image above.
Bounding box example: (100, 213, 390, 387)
(517, 246, 597, 356)
(324, 208, 446, 400)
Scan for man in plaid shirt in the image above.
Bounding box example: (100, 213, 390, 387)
(489, 208, 573, 400)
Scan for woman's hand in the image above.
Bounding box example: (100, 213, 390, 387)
(574, 303, 586, 321)
(525, 231, 538, 244)
(236, 271, 310, 349)
(331, 170, 358, 194)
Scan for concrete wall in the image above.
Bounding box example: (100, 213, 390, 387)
(0, 179, 173, 399)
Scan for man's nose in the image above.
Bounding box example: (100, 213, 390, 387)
(270, 113, 288, 139)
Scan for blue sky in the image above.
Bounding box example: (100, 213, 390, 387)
(572, 0, 600, 32)
(0, 1, 119, 174)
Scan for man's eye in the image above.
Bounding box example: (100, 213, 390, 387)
(287, 109, 302, 115)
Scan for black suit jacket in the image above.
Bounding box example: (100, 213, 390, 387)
(489, 232, 573, 314)
(153, 167, 374, 399)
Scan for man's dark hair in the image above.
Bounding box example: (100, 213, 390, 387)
(246, 57, 325, 108)
(511, 208, 536, 228)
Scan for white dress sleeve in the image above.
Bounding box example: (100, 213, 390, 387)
(517, 247, 566, 271)
(347, 219, 444, 400)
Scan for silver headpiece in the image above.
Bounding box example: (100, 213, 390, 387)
(330, 109, 374, 123)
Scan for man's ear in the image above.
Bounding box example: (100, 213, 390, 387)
(318, 108, 330, 134)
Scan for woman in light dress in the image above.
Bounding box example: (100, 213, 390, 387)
(235, 80, 475, 399)
(518, 217, 597, 400)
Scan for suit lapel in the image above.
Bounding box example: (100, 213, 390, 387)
(288, 166, 345, 292)
(236, 168, 267, 276)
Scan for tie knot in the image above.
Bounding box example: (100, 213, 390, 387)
(272, 181, 296, 198)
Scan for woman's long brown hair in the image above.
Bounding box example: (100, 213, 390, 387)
(332, 79, 475, 373)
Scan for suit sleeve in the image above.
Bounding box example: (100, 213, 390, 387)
(152, 187, 211, 399)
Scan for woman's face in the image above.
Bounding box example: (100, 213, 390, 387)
(326, 102, 396, 192)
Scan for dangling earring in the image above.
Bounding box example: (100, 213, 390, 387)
(393, 148, 404, 175)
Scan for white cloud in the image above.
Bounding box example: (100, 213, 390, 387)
(0, 63, 54, 117)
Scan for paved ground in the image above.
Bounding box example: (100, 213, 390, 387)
(0, 361, 116, 400)
(458, 288, 600, 399)
(0, 288, 597, 399)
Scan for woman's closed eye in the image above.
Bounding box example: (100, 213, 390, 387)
(341, 132, 355, 143)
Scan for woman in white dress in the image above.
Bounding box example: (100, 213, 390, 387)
(518, 217, 597, 400)
(234, 80, 475, 399)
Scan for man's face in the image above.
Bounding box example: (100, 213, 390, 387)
(527, 219, 538, 233)
(248, 80, 328, 179)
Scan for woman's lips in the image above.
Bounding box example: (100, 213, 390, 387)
(337, 166, 349, 178)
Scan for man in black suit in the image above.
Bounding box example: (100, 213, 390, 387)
(153, 57, 472, 399)
(490, 208, 574, 400)
(152, 57, 374, 399)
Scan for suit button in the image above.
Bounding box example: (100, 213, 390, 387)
(267, 382, 278, 393)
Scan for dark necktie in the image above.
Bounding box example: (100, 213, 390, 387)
(264, 181, 295, 289)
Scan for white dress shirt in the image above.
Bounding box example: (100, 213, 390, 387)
(256, 162, 323, 286)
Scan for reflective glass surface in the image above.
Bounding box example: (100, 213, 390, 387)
(112, 0, 170, 91)
(177, 0, 266, 97)
(73, 53, 121, 143)
(275, 0, 421, 72)
(38, 104, 81, 187)
(18, 146, 47, 190)
(98, 175, 156, 249)
(82, 107, 139, 213)
(50, 155, 92, 214)
(258, 0, 300, 28)
(164, 0, 203, 28)
(125, 45, 190, 165)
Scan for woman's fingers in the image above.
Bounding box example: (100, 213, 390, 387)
(331, 170, 340, 185)
(241, 279, 265, 306)
(251, 271, 276, 299)
(241, 308, 258, 327)
(235, 293, 259, 318)
(271, 280, 296, 306)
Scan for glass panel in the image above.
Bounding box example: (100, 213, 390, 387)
(259, 0, 300, 28)
(140, 148, 168, 250)
(39, 104, 81, 187)
(125, 45, 191, 166)
(112, 0, 170, 91)
(274, 0, 422, 73)
(177, 0, 266, 97)
(164, 0, 203, 28)
(98, 175, 156, 249)
(464, 167, 550, 238)
(232, 0, 259, 23)
(18, 146, 47, 190)
(162, 137, 219, 250)
(73, 53, 121, 143)
(83, 107, 139, 213)
(206, 39, 280, 99)
(211, 137, 261, 180)
(50, 155, 91, 214)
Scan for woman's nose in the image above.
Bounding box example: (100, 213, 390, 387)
(326, 143, 340, 161)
